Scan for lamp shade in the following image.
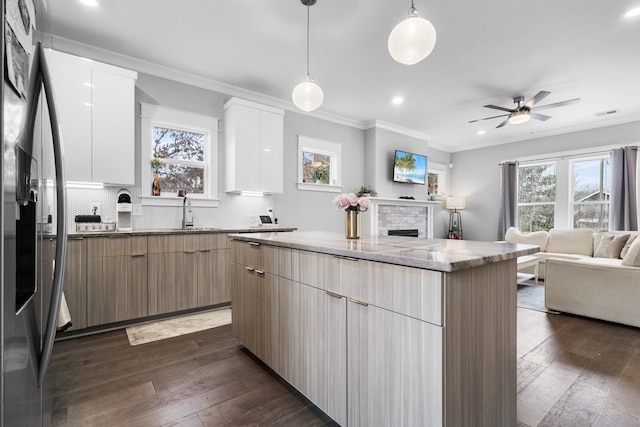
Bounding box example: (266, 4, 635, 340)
(292, 77, 324, 112)
(388, 12, 436, 65)
(446, 196, 465, 210)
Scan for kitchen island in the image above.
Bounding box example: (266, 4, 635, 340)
(229, 231, 538, 427)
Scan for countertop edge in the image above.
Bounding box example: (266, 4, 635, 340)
(65, 226, 297, 238)
(228, 232, 539, 272)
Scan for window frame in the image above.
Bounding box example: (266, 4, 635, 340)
(516, 161, 557, 232)
(427, 162, 449, 199)
(140, 103, 219, 206)
(569, 154, 611, 230)
(296, 135, 342, 193)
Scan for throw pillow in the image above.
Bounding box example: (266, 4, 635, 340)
(621, 238, 640, 267)
(594, 233, 630, 258)
(504, 227, 549, 251)
(620, 235, 638, 259)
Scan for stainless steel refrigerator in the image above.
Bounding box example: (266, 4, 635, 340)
(1, 0, 67, 425)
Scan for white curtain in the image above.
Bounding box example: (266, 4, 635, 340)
(498, 161, 518, 239)
(610, 146, 638, 231)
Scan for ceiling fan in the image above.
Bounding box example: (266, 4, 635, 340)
(469, 91, 580, 128)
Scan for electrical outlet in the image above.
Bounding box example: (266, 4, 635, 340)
(90, 202, 102, 217)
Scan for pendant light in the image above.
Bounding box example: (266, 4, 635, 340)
(388, 0, 436, 65)
(292, 0, 324, 112)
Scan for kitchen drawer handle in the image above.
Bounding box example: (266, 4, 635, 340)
(334, 255, 359, 262)
(200, 249, 211, 252)
(131, 254, 146, 258)
(325, 291, 343, 299)
(248, 242, 260, 247)
(349, 298, 369, 307)
(107, 235, 127, 238)
(245, 266, 255, 272)
(184, 250, 196, 254)
(254, 269, 265, 275)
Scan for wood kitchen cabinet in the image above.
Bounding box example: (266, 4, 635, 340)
(86, 236, 147, 326)
(62, 237, 87, 330)
(224, 97, 284, 194)
(45, 49, 137, 185)
(147, 234, 197, 315)
(187, 233, 230, 307)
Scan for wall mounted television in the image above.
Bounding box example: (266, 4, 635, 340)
(393, 150, 427, 185)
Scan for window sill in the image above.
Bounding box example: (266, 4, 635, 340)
(297, 182, 343, 193)
(140, 196, 220, 208)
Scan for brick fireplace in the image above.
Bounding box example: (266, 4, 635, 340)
(362, 197, 440, 239)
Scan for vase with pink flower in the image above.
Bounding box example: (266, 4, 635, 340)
(333, 192, 371, 239)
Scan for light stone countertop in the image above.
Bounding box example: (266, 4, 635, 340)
(67, 224, 296, 238)
(228, 231, 539, 272)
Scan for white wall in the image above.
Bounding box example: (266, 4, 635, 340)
(451, 121, 640, 242)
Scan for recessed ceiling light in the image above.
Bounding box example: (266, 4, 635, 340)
(477, 130, 486, 135)
(624, 6, 640, 18)
(391, 96, 404, 105)
(79, 0, 99, 7)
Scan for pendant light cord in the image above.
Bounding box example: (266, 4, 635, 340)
(306, 4, 310, 77)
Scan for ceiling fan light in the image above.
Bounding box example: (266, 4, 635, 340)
(388, 7, 436, 65)
(508, 110, 531, 125)
(292, 76, 324, 112)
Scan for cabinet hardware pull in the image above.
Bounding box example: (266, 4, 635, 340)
(200, 249, 211, 253)
(245, 267, 255, 271)
(334, 255, 359, 262)
(349, 298, 369, 307)
(325, 291, 343, 299)
(254, 269, 265, 275)
(248, 242, 260, 246)
(131, 254, 145, 258)
(184, 250, 196, 254)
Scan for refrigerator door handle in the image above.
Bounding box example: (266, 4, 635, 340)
(27, 43, 68, 387)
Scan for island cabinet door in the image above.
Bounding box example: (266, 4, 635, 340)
(347, 301, 443, 427)
(276, 279, 347, 427)
(229, 261, 264, 358)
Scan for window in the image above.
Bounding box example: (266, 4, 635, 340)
(571, 156, 610, 230)
(427, 162, 449, 199)
(152, 126, 205, 194)
(517, 163, 556, 232)
(141, 104, 218, 204)
(297, 135, 342, 193)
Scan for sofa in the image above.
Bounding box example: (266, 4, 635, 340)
(505, 227, 640, 328)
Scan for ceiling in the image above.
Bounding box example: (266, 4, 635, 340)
(47, 0, 640, 152)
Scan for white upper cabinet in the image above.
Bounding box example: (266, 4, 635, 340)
(46, 49, 137, 185)
(224, 98, 284, 193)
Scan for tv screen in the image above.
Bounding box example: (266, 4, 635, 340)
(393, 150, 427, 185)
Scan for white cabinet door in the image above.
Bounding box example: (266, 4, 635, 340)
(47, 55, 92, 182)
(91, 69, 135, 185)
(46, 50, 136, 185)
(259, 110, 283, 193)
(224, 98, 284, 193)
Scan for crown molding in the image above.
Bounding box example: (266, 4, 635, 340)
(48, 35, 366, 130)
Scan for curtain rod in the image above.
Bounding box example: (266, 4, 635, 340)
(498, 146, 638, 166)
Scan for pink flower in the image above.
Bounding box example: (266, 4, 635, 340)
(333, 193, 370, 212)
(347, 193, 358, 205)
(358, 197, 370, 210)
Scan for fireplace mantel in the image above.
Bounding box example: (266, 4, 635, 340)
(363, 197, 441, 239)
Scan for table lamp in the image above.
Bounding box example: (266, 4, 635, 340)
(446, 196, 465, 239)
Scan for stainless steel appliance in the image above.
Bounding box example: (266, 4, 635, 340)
(2, 0, 66, 425)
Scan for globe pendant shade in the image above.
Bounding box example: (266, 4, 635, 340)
(292, 78, 324, 112)
(388, 16, 436, 65)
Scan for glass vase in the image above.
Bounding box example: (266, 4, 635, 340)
(345, 210, 360, 239)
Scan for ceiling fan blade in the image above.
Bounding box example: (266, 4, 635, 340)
(468, 113, 509, 124)
(531, 112, 551, 121)
(483, 104, 515, 113)
(523, 91, 551, 109)
(531, 98, 580, 111)
(496, 118, 509, 128)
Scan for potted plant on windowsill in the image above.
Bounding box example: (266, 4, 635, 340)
(356, 185, 377, 198)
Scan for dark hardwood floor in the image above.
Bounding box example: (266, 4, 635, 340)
(50, 308, 640, 426)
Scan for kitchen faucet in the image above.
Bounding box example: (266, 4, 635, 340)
(178, 189, 194, 229)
